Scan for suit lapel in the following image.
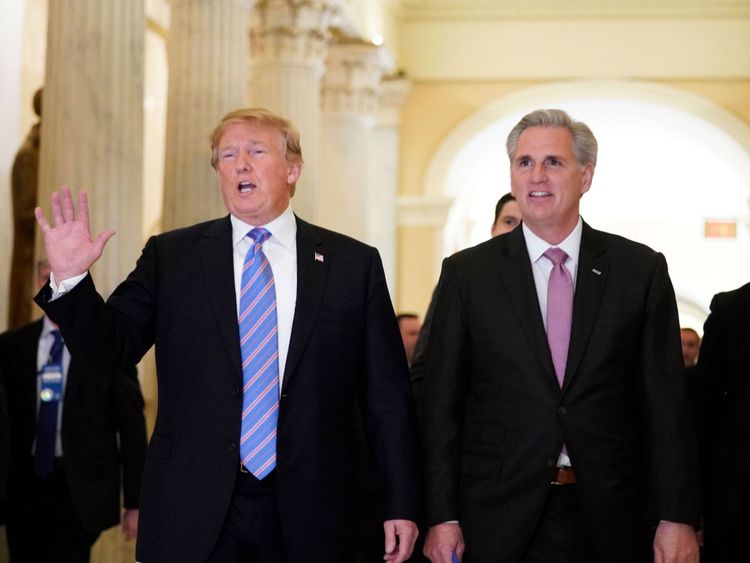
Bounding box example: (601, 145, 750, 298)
(198, 217, 242, 376)
(282, 217, 328, 393)
(496, 229, 557, 385)
(562, 222, 609, 393)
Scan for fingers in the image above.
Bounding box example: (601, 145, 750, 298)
(424, 524, 464, 563)
(94, 229, 117, 255)
(41, 186, 97, 235)
(384, 522, 397, 556)
(34, 206, 51, 233)
(383, 521, 418, 563)
(49, 185, 77, 227)
(77, 189, 90, 229)
(51, 190, 64, 227)
(60, 185, 76, 222)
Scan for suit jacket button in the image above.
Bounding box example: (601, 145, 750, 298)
(546, 459, 556, 468)
(558, 406, 567, 415)
(232, 387, 240, 397)
(228, 442, 236, 452)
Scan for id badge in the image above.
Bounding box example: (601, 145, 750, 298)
(39, 367, 63, 402)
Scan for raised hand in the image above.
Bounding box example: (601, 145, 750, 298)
(34, 186, 116, 282)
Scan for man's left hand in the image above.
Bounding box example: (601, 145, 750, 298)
(122, 508, 139, 541)
(384, 519, 418, 562)
(654, 520, 699, 563)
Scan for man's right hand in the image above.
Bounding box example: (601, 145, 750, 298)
(423, 522, 465, 562)
(35, 186, 115, 281)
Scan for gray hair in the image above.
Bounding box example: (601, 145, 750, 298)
(505, 109, 598, 167)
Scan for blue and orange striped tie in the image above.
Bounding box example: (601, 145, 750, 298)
(239, 228, 279, 479)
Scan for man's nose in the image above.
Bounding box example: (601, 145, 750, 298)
(530, 163, 547, 182)
(236, 155, 251, 172)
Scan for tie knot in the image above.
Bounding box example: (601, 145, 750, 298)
(544, 247, 569, 266)
(48, 330, 64, 365)
(248, 228, 271, 246)
(50, 330, 63, 349)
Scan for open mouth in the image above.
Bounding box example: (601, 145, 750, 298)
(530, 191, 552, 198)
(238, 181, 256, 194)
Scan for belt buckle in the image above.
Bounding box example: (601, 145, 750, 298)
(551, 466, 575, 486)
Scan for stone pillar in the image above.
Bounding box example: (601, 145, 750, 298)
(319, 37, 385, 240)
(162, 0, 254, 232)
(397, 195, 453, 314)
(38, 0, 144, 300)
(366, 74, 410, 293)
(249, 0, 343, 222)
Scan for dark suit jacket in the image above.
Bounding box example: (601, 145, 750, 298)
(36, 215, 420, 563)
(0, 318, 147, 532)
(696, 282, 750, 546)
(421, 222, 699, 563)
(0, 362, 8, 517)
(408, 286, 437, 417)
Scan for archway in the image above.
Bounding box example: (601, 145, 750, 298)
(424, 80, 750, 330)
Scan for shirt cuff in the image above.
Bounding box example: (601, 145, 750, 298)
(50, 272, 87, 299)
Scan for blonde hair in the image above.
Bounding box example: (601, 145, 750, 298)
(210, 107, 303, 170)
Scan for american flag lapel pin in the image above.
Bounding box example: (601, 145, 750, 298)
(314, 252, 325, 263)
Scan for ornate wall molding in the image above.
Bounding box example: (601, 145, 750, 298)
(398, 0, 750, 21)
(251, 0, 344, 64)
(321, 38, 387, 118)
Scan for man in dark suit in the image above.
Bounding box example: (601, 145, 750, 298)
(409, 192, 521, 415)
(0, 362, 8, 523)
(0, 262, 147, 562)
(696, 283, 750, 562)
(421, 109, 699, 563)
(34, 108, 419, 563)
(681, 327, 701, 406)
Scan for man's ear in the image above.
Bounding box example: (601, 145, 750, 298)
(287, 161, 303, 184)
(580, 163, 594, 195)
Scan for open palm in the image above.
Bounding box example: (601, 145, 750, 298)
(34, 186, 116, 281)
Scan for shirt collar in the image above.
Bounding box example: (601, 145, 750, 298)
(41, 315, 59, 338)
(230, 206, 297, 251)
(522, 216, 583, 264)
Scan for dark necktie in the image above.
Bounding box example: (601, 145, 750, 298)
(544, 248, 573, 387)
(34, 329, 64, 478)
(239, 228, 280, 479)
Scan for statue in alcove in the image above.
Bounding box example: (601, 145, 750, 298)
(8, 88, 43, 329)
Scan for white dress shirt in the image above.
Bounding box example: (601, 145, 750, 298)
(522, 217, 582, 331)
(36, 315, 70, 456)
(521, 216, 583, 467)
(231, 206, 297, 387)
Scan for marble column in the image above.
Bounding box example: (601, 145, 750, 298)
(162, 0, 254, 232)
(319, 37, 386, 241)
(366, 74, 410, 293)
(249, 0, 343, 222)
(38, 0, 144, 300)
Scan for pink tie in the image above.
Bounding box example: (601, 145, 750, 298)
(545, 248, 573, 387)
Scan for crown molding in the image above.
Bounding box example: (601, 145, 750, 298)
(398, 0, 750, 21)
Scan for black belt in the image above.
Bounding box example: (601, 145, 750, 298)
(238, 464, 276, 490)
